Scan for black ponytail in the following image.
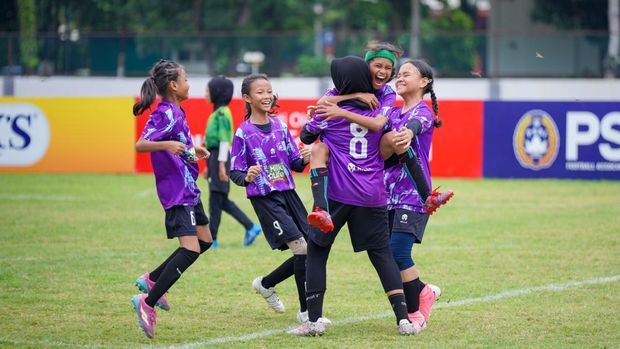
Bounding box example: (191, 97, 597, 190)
(133, 59, 182, 116)
(240, 74, 271, 120)
(428, 87, 441, 128)
(404, 59, 442, 128)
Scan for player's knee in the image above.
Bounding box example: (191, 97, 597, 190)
(287, 237, 307, 255)
(390, 239, 414, 271)
(311, 143, 330, 163)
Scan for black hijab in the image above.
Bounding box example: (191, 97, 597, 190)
(208, 76, 234, 111)
(330, 56, 374, 110)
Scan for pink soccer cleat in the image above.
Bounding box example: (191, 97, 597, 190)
(135, 272, 170, 311)
(308, 208, 334, 233)
(131, 294, 156, 339)
(418, 284, 441, 322)
(408, 310, 428, 333)
(423, 187, 454, 215)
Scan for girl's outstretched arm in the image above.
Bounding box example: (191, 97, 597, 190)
(135, 137, 186, 155)
(316, 101, 387, 132)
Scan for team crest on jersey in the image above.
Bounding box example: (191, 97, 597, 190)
(401, 214, 408, 222)
(513, 109, 559, 170)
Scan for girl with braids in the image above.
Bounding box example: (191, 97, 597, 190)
(229, 74, 330, 325)
(131, 59, 213, 339)
(383, 59, 446, 333)
(305, 42, 453, 234)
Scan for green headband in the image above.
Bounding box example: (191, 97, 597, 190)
(365, 49, 396, 65)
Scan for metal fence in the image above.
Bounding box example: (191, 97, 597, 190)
(0, 30, 612, 78)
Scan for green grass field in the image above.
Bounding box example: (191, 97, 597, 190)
(0, 174, 618, 348)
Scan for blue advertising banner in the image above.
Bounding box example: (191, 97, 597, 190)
(484, 101, 620, 179)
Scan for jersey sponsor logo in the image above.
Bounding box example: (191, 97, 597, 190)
(267, 163, 287, 183)
(0, 103, 50, 166)
(513, 109, 559, 170)
(346, 162, 374, 173)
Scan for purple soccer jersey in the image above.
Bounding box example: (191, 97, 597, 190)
(230, 117, 302, 197)
(140, 100, 201, 210)
(384, 101, 435, 213)
(306, 104, 387, 207)
(304, 84, 396, 207)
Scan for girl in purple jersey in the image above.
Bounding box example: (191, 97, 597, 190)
(130, 59, 213, 339)
(292, 56, 418, 336)
(306, 42, 453, 234)
(385, 59, 445, 333)
(229, 74, 330, 325)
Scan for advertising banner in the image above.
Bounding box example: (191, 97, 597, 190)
(134, 98, 309, 173)
(135, 98, 484, 178)
(484, 101, 620, 179)
(0, 97, 135, 173)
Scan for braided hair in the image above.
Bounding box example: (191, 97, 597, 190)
(403, 59, 442, 128)
(133, 59, 182, 116)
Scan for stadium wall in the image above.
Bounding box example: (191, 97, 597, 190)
(1, 77, 619, 179)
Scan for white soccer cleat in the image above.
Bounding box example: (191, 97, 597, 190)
(296, 311, 332, 325)
(287, 321, 326, 336)
(398, 319, 420, 336)
(252, 276, 285, 313)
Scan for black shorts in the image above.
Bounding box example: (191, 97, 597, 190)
(249, 190, 308, 250)
(307, 200, 390, 252)
(388, 208, 429, 244)
(164, 201, 209, 239)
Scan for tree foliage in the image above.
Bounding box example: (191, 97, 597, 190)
(531, 0, 608, 30)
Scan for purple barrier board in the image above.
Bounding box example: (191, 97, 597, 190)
(484, 101, 620, 179)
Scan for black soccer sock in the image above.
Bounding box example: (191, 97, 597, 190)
(306, 291, 324, 322)
(262, 256, 295, 289)
(388, 293, 410, 324)
(149, 248, 181, 281)
(403, 279, 421, 313)
(398, 148, 430, 202)
(310, 167, 329, 212)
(293, 254, 308, 312)
(199, 240, 212, 254)
(412, 277, 426, 293)
(145, 248, 199, 308)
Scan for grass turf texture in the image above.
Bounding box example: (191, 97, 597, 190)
(0, 174, 618, 348)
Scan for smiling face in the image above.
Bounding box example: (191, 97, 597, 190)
(243, 78, 273, 115)
(368, 57, 393, 90)
(395, 62, 429, 98)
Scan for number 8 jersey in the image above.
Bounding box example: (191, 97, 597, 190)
(305, 102, 391, 208)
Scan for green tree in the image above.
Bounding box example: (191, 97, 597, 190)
(421, 7, 476, 76)
(17, 0, 38, 73)
(531, 0, 608, 30)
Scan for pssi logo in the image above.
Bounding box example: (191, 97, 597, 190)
(513, 109, 559, 170)
(566, 111, 620, 162)
(0, 103, 50, 166)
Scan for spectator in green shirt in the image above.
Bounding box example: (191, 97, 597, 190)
(203, 76, 261, 248)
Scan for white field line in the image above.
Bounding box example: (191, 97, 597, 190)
(0, 274, 617, 349)
(161, 274, 620, 349)
(135, 188, 154, 198)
